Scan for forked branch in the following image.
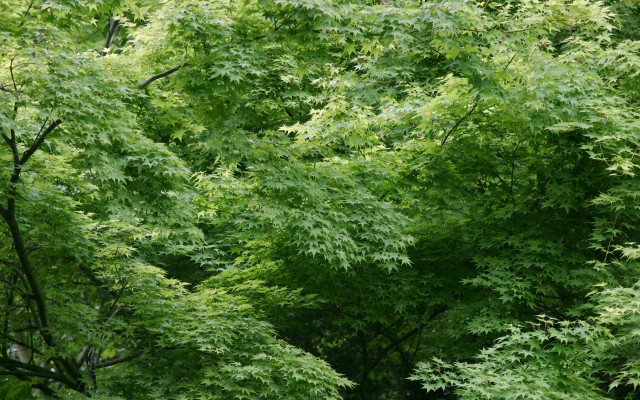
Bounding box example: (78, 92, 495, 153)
(20, 119, 62, 165)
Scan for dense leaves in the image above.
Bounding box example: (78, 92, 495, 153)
(2, 0, 640, 399)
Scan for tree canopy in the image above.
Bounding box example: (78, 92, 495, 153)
(2, 0, 640, 399)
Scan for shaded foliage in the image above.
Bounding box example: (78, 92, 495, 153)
(1, 0, 640, 399)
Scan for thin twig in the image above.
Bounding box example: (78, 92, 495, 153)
(17, 0, 35, 28)
(502, 48, 522, 71)
(9, 58, 18, 92)
(441, 93, 480, 145)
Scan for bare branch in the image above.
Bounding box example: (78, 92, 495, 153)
(17, 0, 35, 28)
(0, 110, 57, 347)
(0, 85, 21, 94)
(441, 93, 480, 145)
(0, 356, 77, 387)
(0, 132, 11, 147)
(138, 65, 184, 89)
(502, 48, 522, 71)
(75, 346, 91, 366)
(104, 282, 128, 321)
(20, 119, 62, 165)
(34, 117, 50, 139)
(9, 58, 18, 92)
(100, 18, 120, 57)
(93, 351, 143, 369)
(0, 369, 61, 380)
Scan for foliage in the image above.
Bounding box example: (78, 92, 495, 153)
(2, 0, 640, 399)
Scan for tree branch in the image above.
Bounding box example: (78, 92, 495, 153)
(32, 382, 56, 398)
(1, 211, 53, 346)
(20, 119, 62, 165)
(0, 85, 21, 94)
(17, 0, 35, 28)
(138, 65, 184, 89)
(92, 345, 180, 370)
(365, 327, 421, 374)
(100, 18, 120, 57)
(0, 357, 51, 374)
(0, 357, 78, 387)
(75, 345, 91, 366)
(0, 114, 56, 347)
(441, 93, 480, 145)
(93, 351, 143, 369)
(0, 369, 65, 381)
(1, 132, 11, 147)
(9, 58, 18, 92)
(361, 306, 446, 379)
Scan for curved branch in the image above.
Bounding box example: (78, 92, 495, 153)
(138, 65, 184, 89)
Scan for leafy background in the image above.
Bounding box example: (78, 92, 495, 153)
(1, 0, 640, 399)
